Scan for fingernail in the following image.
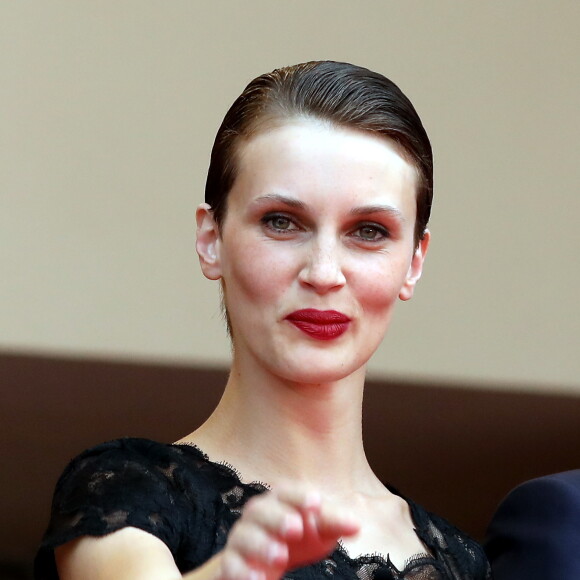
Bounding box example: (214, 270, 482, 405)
(267, 543, 280, 563)
(339, 512, 360, 529)
(281, 513, 301, 536)
(304, 490, 321, 509)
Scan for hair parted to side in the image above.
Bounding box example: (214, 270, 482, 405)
(205, 60, 433, 247)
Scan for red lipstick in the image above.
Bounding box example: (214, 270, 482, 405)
(285, 309, 351, 341)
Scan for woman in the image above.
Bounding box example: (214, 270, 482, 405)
(35, 61, 491, 580)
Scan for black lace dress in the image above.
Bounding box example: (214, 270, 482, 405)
(35, 438, 491, 580)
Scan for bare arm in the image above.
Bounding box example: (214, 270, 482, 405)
(56, 528, 184, 580)
(56, 486, 360, 580)
(56, 528, 226, 580)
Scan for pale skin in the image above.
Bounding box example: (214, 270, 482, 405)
(56, 119, 430, 580)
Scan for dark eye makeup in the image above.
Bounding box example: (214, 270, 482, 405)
(351, 222, 390, 242)
(261, 213, 299, 233)
(260, 212, 391, 244)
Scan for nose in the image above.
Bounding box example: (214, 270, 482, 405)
(298, 236, 346, 294)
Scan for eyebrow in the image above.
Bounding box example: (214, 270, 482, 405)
(349, 204, 406, 222)
(252, 194, 405, 222)
(252, 193, 307, 209)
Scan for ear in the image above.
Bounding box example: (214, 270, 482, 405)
(399, 230, 430, 301)
(196, 203, 222, 280)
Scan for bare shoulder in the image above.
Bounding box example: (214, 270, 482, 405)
(55, 527, 182, 580)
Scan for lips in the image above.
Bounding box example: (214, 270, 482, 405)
(285, 309, 351, 341)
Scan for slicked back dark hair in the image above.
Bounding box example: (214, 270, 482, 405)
(205, 60, 432, 247)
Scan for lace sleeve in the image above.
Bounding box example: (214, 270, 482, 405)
(34, 438, 193, 580)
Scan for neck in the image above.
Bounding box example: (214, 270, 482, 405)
(186, 354, 377, 495)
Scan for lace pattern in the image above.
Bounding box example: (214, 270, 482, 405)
(34, 438, 491, 580)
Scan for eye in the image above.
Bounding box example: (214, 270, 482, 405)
(261, 213, 299, 233)
(353, 223, 389, 242)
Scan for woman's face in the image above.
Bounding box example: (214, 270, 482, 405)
(197, 120, 429, 385)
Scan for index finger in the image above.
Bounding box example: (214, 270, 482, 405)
(272, 485, 322, 512)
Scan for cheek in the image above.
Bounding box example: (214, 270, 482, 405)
(223, 241, 298, 307)
(352, 257, 409, 312)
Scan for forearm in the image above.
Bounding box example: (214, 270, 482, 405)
(182, 555, 223, 580)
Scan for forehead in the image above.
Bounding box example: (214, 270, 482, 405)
(229, 120, 418, 210)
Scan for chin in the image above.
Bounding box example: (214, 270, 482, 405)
(276, 355, 366, 386)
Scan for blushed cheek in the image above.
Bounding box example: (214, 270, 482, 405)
(357, 266, 402, 313)
(228, 246, 296, 307)
(363, 289, 397, 321)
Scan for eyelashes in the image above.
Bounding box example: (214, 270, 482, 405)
(353, 223, 390, 242)
(261, 213, 391, 243)
(261, 213, 299, 233)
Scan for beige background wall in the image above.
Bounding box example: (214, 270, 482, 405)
(1, 1, 579, 393)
